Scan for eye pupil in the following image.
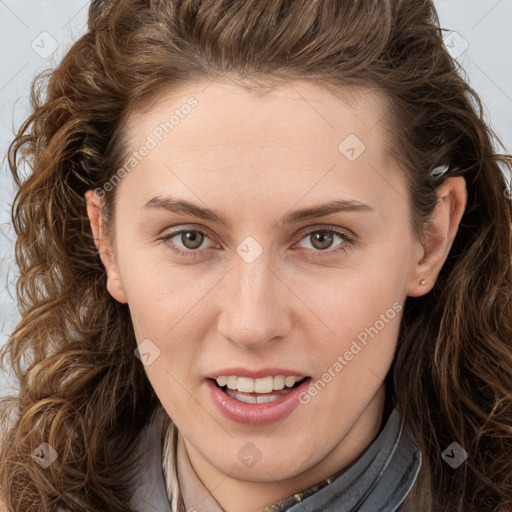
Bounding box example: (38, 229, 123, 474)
(311, 231, 334, 250)
(182, 231, 204, 249)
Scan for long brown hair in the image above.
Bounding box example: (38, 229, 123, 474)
(1, 1, 511, 511)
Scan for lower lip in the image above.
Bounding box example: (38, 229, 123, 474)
(206, 378, 311, 426)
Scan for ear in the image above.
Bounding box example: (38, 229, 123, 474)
(85, 190, 128, 304)
(407, 177, 467, 297)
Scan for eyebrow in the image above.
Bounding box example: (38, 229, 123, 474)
(143, 196, 373, 228)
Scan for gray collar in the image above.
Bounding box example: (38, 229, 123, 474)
(281, 408, 422, 512)
(128, 407, 422, 512)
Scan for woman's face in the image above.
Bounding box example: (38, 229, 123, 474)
(92, 80, 429, 488)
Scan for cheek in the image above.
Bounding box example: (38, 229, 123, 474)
(291, 256, 406, 342)
(114, 229, 206, 332)
(288, 249, 408, 405)
(123, 267, 206, 420)
(302, 278, 403, 389)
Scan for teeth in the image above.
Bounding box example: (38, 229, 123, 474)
(237, 377, 254, 393)
(254, 376, 273, 393)
(226, 390, 283, 404)
(273, 375, 285, 390)
(285, 376, 300, 387)
(215, 375, 304, 393)
(226, 376, 238, 390)
(255, 394, 275, 403)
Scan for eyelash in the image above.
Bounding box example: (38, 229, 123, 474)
(158, 226, 355, 260)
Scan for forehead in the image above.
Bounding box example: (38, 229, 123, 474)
(119, 79, 405, 217)
(126, 78, 392, 158)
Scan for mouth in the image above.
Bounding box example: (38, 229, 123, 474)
(206, 372, 312, 425)
(212, 375, 307, 404)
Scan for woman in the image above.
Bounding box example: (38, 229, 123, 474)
(1, 0, 511, 511)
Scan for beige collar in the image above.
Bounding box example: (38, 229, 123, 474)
(175, 429, 224, 511)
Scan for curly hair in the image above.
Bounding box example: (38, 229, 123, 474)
(1, 0, 511, 511)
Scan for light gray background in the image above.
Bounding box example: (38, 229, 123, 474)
(1, 0, 511, 394)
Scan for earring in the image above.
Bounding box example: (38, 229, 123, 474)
(430, 164, 449, 178)
(419, 279, 428, 285)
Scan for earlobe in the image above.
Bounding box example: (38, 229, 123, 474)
(407, 177, 467, 297)
(84, 190, 128, 304)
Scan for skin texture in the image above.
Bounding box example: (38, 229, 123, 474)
(86, 79, 467, 512)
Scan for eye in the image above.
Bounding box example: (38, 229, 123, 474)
(158, 228, 215, 258)
(158, 226, 355, 259)
(294, 227, 354, 258)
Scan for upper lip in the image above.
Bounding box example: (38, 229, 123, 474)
(205, 367, 309, 379)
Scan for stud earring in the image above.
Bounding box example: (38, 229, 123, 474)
(420, 280, 428, 285)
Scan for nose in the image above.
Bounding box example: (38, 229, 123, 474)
(215, 249, 293, 350)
